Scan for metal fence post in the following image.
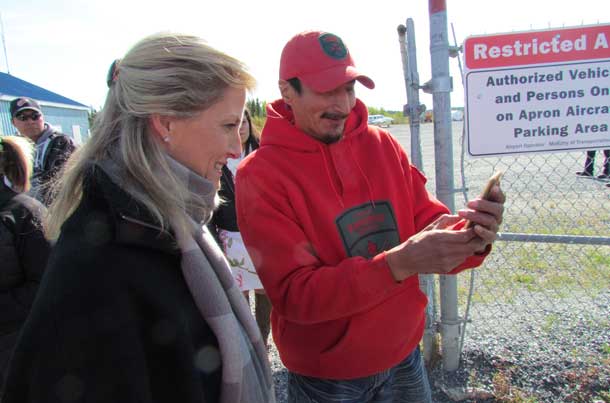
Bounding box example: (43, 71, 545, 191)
(426, 0, 460, 371)
(397, 20, 424, 170)
(397, 20, 437, 364)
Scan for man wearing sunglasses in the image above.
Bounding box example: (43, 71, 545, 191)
(10, 97, 76, 205)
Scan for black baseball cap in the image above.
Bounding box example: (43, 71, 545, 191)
(10, 97, 42, 117)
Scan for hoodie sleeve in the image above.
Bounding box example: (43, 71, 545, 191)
(393, 138, 489, 274)
(236, 162, 402, 325)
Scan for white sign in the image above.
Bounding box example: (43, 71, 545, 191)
(464, 24, 610, 156)
(219, 229, 263, 292)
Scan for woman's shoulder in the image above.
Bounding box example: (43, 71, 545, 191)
(52, 174, 179, 281)
(41, 223, 180, 319)
(56, 204, 179, 270)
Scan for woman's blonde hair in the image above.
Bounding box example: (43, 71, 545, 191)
(45, 33, 256, 240)
(0, 135, 34, 193)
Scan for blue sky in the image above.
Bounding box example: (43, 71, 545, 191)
(1, 0, 608, 111)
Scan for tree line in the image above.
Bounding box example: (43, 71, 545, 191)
(87, 98, 409, 133)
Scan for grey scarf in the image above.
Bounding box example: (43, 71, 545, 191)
(100, 157, 275, 403)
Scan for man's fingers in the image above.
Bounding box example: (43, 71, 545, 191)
(459, 209, 500, 232)
(433, 214, 462, 229)
(468, 197, 504, 217)
(422, 214, 460, 232)
(465, 198, 504, 226)
(473, 225, 498, 244)
(425, 228, 479, 244)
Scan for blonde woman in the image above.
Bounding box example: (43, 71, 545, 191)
(2, 34, 274, 403)
(0, 136, 50, 396)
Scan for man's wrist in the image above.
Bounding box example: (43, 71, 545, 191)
(385, 250, 414, 282)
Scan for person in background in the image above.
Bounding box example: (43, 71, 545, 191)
(9, 97, 76, 205)
(2, 33, 274, 403)
(575, 149, 610, 179)
(236, 30, 505, 403)
(0, 136, 50, 397)
(209, 108, 272, 347)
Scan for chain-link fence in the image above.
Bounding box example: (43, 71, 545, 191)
(393, 121, 610, 402)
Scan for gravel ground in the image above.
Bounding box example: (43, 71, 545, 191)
(265, 291, 609, 402)
(429, 290, 610, 402)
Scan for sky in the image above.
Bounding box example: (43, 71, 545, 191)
(1, 0, 608, 112)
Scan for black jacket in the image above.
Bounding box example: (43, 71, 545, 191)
(31, 126, 76, 205)
(0, 181, 50, 388)
(2, 167, 221, 403)
(209, 136, 259, 242)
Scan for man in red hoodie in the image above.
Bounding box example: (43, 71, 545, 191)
(236, 30, 505, 403)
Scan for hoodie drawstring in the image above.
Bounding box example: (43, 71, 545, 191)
(319, 144, 345, 209)
(348, 140, 376, 208)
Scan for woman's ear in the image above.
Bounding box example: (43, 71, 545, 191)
(149, 114, 172, 143)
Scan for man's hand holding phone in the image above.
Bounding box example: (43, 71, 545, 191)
(385, 171, 507, 282)
(459, 171, 506, 253)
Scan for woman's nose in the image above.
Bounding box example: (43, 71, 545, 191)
(227, 130, 242, 158)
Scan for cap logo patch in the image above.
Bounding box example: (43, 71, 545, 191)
(318, 33, 347, 60)
(17, 99, 28, 107)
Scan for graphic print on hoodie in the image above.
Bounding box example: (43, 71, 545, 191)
(336, 201, 399, 258)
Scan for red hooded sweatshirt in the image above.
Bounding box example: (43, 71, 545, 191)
(235, 99, 487, 379)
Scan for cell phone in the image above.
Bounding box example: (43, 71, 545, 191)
(465, 170, 503, 228)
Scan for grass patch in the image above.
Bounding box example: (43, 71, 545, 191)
(542, 313, 559, 333)
(492, 368, 539, 403)
(513, 273, 535, 284)
(457, 242, 610, 305)
(500, 196, 610, 237)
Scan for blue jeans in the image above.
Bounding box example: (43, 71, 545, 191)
(287, 347, 432, 403)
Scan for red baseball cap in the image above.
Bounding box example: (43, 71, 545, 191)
(279, 31, 375, 93)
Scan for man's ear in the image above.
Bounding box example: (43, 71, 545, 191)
(278, 79, 294, 106)
(149, 114, 173, 142)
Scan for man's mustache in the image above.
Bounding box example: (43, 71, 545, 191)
(321, 112, 349, 120)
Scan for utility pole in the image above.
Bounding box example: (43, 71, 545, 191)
(0, 13, 10, 74)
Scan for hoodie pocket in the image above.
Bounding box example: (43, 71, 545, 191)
(318, 282, 428, 375)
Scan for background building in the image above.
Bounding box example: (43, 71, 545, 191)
(0, 72, 90, 143)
